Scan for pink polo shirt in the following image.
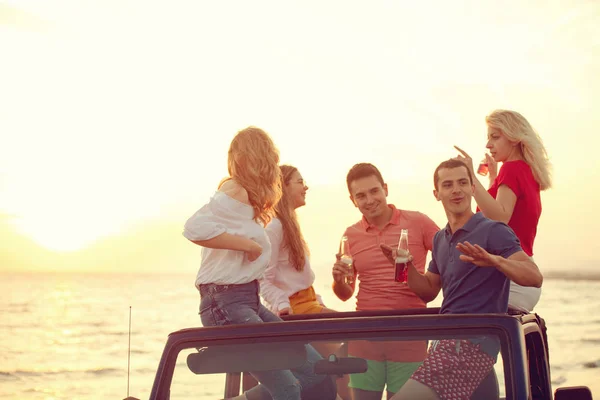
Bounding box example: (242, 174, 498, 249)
(345, 204, 439, 312)
(344, 205, 439, 362)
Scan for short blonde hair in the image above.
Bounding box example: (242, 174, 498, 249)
(486, 110, 552, 190)
(228, 126, 282, 225)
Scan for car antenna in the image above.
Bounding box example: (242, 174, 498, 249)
(128, 306, 132, 396)
(122, 306, 139, 400)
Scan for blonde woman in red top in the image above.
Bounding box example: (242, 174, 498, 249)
(454, 110, 552, 311)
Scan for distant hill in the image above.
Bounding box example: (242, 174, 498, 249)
(544, 269, 600, 281)
(2, 198, 599, 279)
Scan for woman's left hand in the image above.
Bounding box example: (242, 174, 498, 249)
(485, 153, 498, 179)
(278, 307, 293, 316)
(453, 145, 475, 175)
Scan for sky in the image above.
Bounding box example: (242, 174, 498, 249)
(1, 0, 599, 275)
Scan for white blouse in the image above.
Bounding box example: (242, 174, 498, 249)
(259, 218, 324, 312)
(183, 191, 271, 287)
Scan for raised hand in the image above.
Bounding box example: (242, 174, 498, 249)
(456, 241, 499, 267)
(453, 145, 475, 175)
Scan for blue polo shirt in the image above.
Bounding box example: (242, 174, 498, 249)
(429, 212, 523, 315)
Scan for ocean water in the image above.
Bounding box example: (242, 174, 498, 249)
(1, 272, 599, 400)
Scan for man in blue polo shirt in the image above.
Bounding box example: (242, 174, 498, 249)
(383, 159, 543, 400)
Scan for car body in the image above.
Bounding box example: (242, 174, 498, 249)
(145, 308, 593, 400)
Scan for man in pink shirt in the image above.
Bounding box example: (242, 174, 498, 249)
(332, 163, 440, 400)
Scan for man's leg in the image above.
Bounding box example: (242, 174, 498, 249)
(351, 388, 384, 400)
(391, 339, 496, 400)
(384, 361, 422, 399)
(389, 379, 439, 400)
(348, 358, 385, 400)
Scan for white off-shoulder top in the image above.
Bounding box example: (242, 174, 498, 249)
(183, 191, 271, 287)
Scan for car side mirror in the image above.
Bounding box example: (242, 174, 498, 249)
(555, 386, 593, 400)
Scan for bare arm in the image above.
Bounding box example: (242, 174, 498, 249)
(380, 244, 441, 303)
(495, 251, 543, 287)
(333, 281, 355, 302)
(407, 263, 442, 303)
(191, 232, 262, 261)
(453, 146, 516, 224)
(473, 184, 517, 224)
(457, 242, 543, 288)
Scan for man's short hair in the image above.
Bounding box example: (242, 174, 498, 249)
(433, 159, 474, 190)
(346, 163, 385, 194)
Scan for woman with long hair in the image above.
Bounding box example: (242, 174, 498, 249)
(454, 109, 552, 311)
(261, 164, 349, 400)
(183, 127, 332, 400)
(260, 165, 335, 315)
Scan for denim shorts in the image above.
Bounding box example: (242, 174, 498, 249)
(199, 280, 281, 326)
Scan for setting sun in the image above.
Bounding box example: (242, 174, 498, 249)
(12, 214, 120, 252)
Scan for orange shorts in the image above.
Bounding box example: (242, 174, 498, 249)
(289, 286, 324, 314)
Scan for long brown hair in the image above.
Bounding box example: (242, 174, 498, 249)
(227, 126, 282, 226)
(275, 165, 309, 271)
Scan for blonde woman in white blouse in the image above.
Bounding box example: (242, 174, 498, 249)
(183, 128, 332, 400)
(260, 165, 334, 316)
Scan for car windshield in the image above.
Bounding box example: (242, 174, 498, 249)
(166, 327, 514, 400)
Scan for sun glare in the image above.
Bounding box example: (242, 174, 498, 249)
(13, 217, 101, 252)
(10, 211, 126, 253)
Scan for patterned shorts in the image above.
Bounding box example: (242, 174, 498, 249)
(411, 339, 495, 400)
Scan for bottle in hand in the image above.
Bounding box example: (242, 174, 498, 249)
(477, 158, 488, 176)
(395, 229, 409, 283)
(340, 235, 354, 285)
